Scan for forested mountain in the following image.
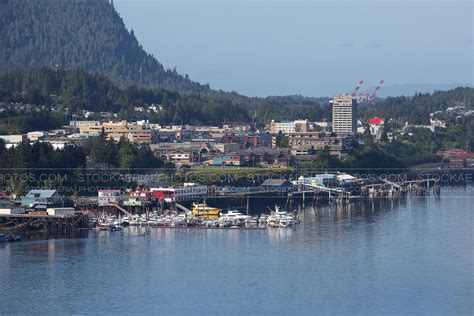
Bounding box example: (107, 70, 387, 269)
(0, 67, 176, 113)
(0, 68, 330, 132)
(0, 68, 248, 127)
(0, 0, 331, 120)
(0, 0, 471, 130)
(0, 0, 209, 93)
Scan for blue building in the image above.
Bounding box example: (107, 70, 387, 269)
(21, 190, 64, 208)
(260, 179, 293, 191)
(302, 174, 337, 187)
(206, 155, 243, 167)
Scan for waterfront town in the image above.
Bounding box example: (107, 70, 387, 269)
(1, 1, 473, 314)
(1, 95, 472, 164)
(1, 94, 471, 237)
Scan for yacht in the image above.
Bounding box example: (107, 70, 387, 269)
(265, 205, 300, 228)
(220, 210, 250, 220)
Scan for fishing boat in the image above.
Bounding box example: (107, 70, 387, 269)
(191, 203, 221, 217)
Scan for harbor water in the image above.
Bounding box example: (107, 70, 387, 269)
(0, 186, 472, 315)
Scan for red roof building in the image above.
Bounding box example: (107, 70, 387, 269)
(368, 117, 385, 125)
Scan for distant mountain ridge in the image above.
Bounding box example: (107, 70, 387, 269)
(0, 0, 209, 93)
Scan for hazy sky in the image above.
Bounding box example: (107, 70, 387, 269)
(115, 0, 473, 97)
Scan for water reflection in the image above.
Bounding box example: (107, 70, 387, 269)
(1, 188, 472, 315)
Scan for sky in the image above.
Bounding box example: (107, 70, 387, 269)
(114, 0, 473, 97)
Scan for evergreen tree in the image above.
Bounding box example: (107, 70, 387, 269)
(380, 128, 389, 143)
(363, 127, 374, 146)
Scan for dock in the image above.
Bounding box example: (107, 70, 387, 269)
(0, 213, 89, 234)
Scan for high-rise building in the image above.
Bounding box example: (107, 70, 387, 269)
(332, 95, 357, 134)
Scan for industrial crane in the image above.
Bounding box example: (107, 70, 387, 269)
(368, 80, 384, 103)
(351, 80, 364, 97)
(346, 80, 384, 104)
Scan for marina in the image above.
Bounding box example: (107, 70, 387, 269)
(90, 204, 299, 230)
(0, 173, 448, 236)
(1, 185, 472, 315)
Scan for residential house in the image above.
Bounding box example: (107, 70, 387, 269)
(98, 189, 121, 206)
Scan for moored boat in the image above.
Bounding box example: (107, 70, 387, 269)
(191, 203, 221, 217)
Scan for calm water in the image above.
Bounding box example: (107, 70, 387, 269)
(1, 187, 473, 315)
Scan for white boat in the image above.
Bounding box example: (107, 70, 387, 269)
(202, 219, 216, 227)
(220, 210, 251, 220)
(258, 214, 269, 225)
(265, 205, 300, 228)
(120, 218, 130, 226)
(156, 218, 165, 226)
(245, 216, 259, 225)
(96, 224, 108, 231)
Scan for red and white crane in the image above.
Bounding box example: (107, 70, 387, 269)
(345, 80, 385, 104)
(351, 80, 364, 97)
(369, 80, 384, 103)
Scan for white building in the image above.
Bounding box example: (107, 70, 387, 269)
(27, 131, 47, 142)
(41, 139, 73, 150)
(332, 95, 357, 134)
(69, 120, 101, 127)
(0, 135, 27, 148)
(46, 207, 76, 216)
(0, 208, 25, 215)
(150, 184, 208, 202)
(98, 190, 121, 206)
(367, 117, 385, 140)
(312, 121, 331, 131)
(270, 119, 309, 134)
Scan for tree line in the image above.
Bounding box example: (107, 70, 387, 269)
(360, 87, 474, 124)
(0, 67, 329, 130)
(0, 136, 166, 196)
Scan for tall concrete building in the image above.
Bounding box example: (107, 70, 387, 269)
(332, 95, 357, 134)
